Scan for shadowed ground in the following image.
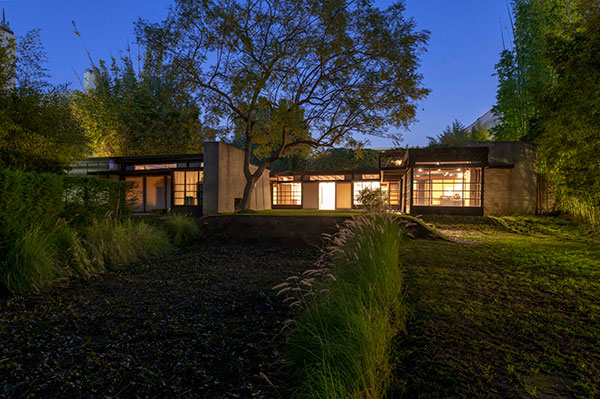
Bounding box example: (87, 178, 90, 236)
(0, 243, 318, 398)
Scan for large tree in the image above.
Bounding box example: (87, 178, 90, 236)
(73, 47, 204, 157)
(0, 30, 88, 172)
(492, 0, 567, 140)
(537, 0, 600, 224)
(138, 0, 429, 211)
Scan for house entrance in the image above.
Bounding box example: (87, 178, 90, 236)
(318, 182, 336, 210)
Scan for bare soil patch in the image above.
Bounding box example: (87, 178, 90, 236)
(0, 243, 318, 398)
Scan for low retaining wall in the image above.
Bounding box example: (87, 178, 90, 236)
(199, 214, 441, 247)
(200, 215, 351, 247)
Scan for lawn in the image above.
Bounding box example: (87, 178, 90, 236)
(392, 216, 600, 398)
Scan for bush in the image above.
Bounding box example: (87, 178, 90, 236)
(279, 213, 405, 398)
(356, 187, 389, 212)
(63, 176, 133, 224)
(0, 227, 58, 294)
(163, 214, 200, 246)
(0, 169, 64, 250)
(85, 218, 172, 269)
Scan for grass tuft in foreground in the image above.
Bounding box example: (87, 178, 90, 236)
(85, 218, 172, 269)
(279, 212, 405, 398)
(163, 213, 200, 246)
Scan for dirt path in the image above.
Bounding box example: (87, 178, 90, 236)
(0, 243, 318, 398)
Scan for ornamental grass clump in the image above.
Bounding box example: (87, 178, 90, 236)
(163, 213, 200, 246)
(278, 212, 406, 398)
(0, 227, 58, 295)
(85, 218, 172, 269)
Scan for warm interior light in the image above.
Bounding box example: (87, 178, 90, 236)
(393, 159, 403, 166)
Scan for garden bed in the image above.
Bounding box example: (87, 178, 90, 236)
(0, 243, 318, 398)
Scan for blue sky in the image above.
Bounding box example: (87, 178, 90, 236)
(1, 0, 509, 147)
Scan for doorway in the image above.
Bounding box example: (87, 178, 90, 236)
(319, 182, 336, 210)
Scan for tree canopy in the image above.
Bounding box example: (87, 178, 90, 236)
(427, 119, 489, 147)
(0, 30, 88, 173)
(73, 47, 204, 157)
(138, 0, 429, 210)
(493, 0, 600, 224)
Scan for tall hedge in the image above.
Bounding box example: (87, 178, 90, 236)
(0, 169, 64, 254)
(0, 169, 132, 256)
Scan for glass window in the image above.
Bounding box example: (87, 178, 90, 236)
(388, 182, 400, 205)
(173, 171, 203, 206)
(353, 181, 382, 205)
(412, 168, 482, 207)
(134, 163, 177, 170)
(309, 175, 345, 181)
(361, 174, 380, 180)
(273, 182, 302, 205)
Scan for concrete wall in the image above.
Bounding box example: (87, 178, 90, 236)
(469, 142, 537, 215)
(303, 182, 319, 209)
(202, 141, 271, 214)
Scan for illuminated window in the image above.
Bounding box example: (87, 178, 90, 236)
(388, 182, 400, 205)
(174, 171, 203, 206)
(412, 168, 482, 207)
(134, 163, 177, 170)
(361, 174, 380, 180)
(309, 175, 345, 181)
(353, 181, 383, 205)
(277, 176, 295, 181)
(273, 182, 302, 205)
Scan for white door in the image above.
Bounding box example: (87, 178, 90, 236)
(319, 182, 336, 210)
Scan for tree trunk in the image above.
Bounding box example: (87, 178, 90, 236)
(239, 174, 256, 212)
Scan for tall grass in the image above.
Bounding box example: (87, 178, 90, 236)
(85, 218, 172, 269)
(0, 227, 58, 294)
(279, 213, 405, 398)
(163, 213, 200, 246)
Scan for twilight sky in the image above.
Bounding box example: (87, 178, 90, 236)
(1, 0, 510, 148)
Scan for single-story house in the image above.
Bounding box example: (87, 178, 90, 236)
(271, 141, 538, 216)
(72, 141, 540, 216)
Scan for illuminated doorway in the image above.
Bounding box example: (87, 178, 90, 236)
(319, 182, 336, 210)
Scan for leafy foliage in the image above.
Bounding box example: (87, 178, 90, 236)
(536, 0, 600, 226)
(309, 148, 380, 171)
(427, 119, 489, 147)
(0, 169, 155, 294)
(0, 30, 89, 172)
(492, 0, 599, 225)
(356, 187, 389, 211)
(139, 0, 429, 210)
(491, 0, 562, 140)
(72, 47, 204, 157)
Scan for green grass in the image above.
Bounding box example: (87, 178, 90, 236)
(163, 213, 200, 246)
(283, 213, 405, 398)
(393, 215, 600, 398)
(218, 209, 362, 217)
(0, 227, 58, 294)
(85, 218, 172, 269)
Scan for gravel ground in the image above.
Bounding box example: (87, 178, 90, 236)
(0, 243, 318, 398)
